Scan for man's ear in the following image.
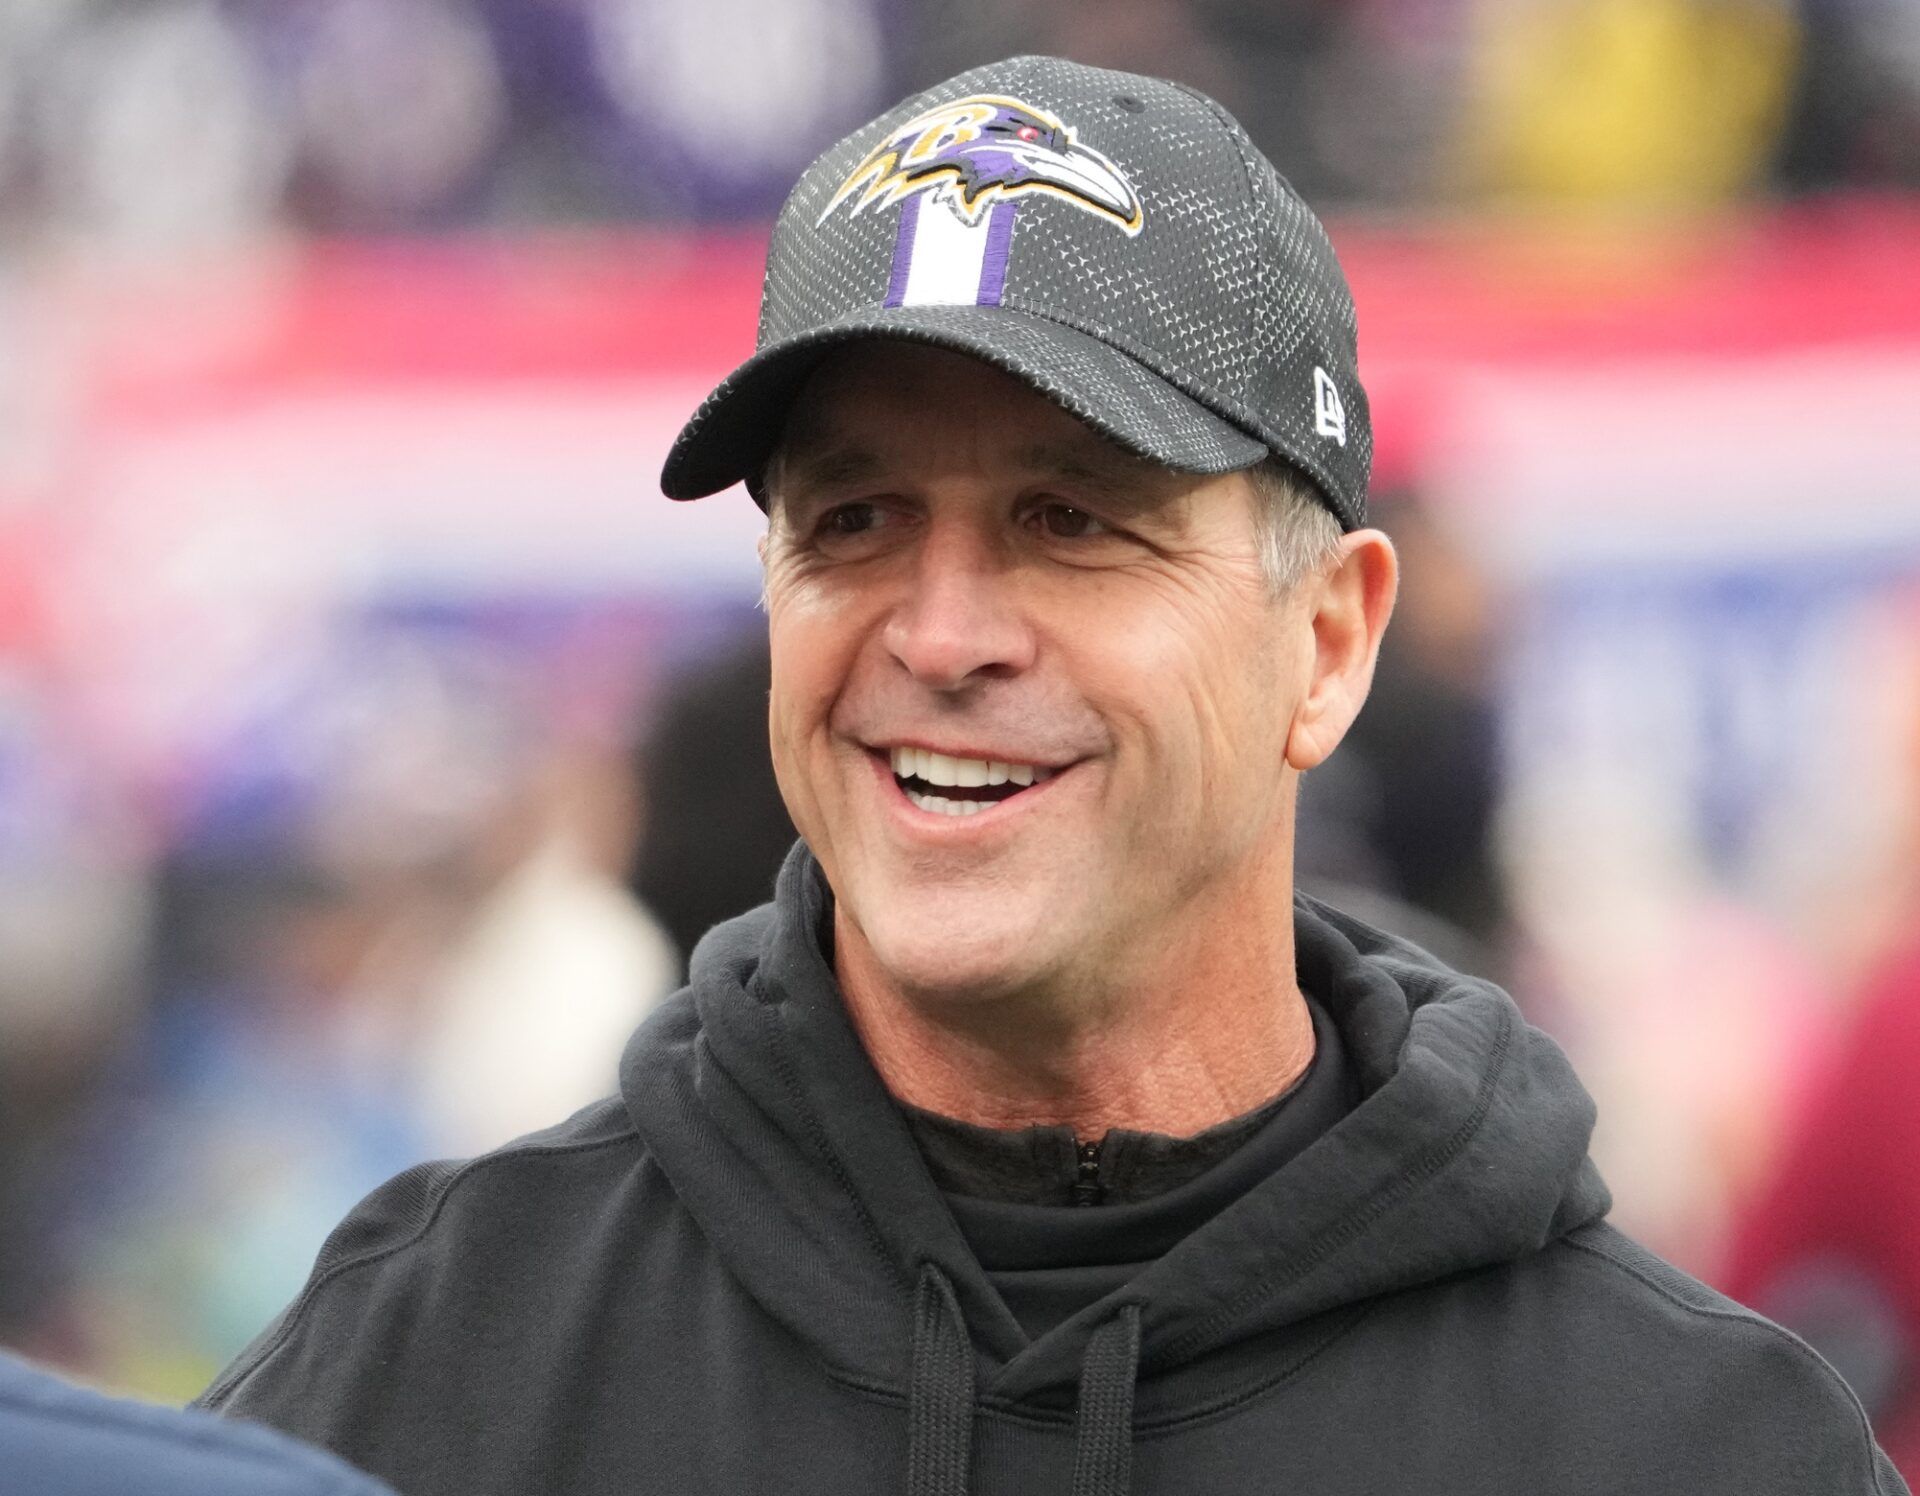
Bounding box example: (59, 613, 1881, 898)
(1284, 529, 1398, 771)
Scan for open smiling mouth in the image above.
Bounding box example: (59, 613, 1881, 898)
(885, 746, 1059, 818)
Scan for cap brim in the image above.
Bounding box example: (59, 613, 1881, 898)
(659, 303, 1267, 502)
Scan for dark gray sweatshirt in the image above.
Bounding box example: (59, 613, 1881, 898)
(200, 843, 1906, 1495)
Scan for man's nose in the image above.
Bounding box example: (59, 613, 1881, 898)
(881, 521, 1036, 691)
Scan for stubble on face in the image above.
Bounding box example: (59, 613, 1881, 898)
(759, 344, 1310, 1041)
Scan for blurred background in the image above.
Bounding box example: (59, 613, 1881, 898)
(1, 0, 1918, 1473)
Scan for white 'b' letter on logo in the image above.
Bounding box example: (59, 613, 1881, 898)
(1313, 367, 1347, 447)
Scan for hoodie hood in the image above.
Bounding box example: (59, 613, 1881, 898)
(620, 842, 1610, 1411)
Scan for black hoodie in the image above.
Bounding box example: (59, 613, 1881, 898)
(201, 845, 1906, 1495)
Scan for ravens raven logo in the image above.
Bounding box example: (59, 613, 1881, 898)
(820, 94, 1144, 236)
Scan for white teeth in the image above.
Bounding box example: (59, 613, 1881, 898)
(904, 789, 969, 816)
(888, 746, 1059, 791)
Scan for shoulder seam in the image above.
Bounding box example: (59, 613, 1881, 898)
(1563, 1233, 1891, 1494)
(201, 1123, 639, 1410)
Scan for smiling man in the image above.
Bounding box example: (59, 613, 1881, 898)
(201, 56, 1904, 1496)
(755, 344, 1375, 1144)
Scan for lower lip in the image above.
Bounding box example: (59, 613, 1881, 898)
(866, 751, 1073, 834)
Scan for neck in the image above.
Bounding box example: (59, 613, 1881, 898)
(832, 860, 1314, 1139)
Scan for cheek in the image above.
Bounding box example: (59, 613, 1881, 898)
(1071, 584, 1294, 804)
(765, 585, 870, 812)
(767, 628, 829, 795)
(765, 676, 831, 863)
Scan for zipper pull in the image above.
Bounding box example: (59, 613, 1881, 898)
(1073, 1138, 1104, 1207)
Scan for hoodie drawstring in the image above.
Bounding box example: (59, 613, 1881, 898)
(1071, 1304, 1141, 1496)
(906, 1268, 1141, 1496)
(907, 1265, 975, 1496)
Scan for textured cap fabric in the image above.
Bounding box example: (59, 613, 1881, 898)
(660, 55, 1371, 530)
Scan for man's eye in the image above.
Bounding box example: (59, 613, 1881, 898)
(1034, 503, 1110, 539)
(818, 503, 881, 536)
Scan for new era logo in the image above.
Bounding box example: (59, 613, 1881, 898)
(1313, 367, 1346, 447)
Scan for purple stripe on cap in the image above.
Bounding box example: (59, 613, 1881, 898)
(976, 200, 1017, 306)
(883, 193, 921, 308)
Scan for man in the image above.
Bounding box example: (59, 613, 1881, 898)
(1, 1349, 394, 1496)
(200, 56, 1904, 1495)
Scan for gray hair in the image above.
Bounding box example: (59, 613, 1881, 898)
(1246, 458, 1345, 596)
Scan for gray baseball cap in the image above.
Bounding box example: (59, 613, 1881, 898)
(659, 55, 1371, 530)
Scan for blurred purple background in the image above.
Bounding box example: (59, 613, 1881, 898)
(2, 0, 1919, 1470)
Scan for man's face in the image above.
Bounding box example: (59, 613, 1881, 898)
(761, 342, 1315, 1010)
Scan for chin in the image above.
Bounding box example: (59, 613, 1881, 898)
(856, 901, 1061, 1006)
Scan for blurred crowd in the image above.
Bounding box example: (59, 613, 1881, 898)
(0, 0, 1919, 1484)
(0, 0, 1916, 258)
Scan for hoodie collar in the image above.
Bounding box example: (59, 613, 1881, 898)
(621, 841, 1610, 1406)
